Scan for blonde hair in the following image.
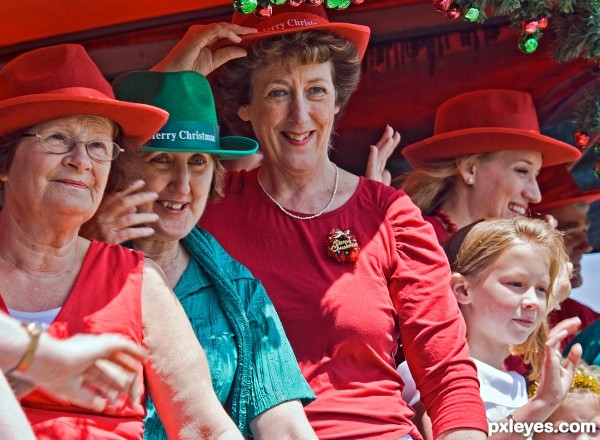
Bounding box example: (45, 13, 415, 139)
(399, 152, 492, 214)
(444, 217, 568, 380)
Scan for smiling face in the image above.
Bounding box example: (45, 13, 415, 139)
(237, 60, 340, 174)
(0, 116, 113, 224)
(552, 202, 592, 288)
(467, 150, 543, 219)
(120, 150, 215, 242)
(457, 242, 550, 364)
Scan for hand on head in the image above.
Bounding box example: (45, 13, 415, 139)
(152, 23, 257, 75)
(365, 125, 400, 186)
(80, 179, 159, 244)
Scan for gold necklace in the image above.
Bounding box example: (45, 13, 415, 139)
(257, 165, 339, 220)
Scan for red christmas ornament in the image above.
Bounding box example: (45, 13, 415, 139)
(288, 0, 304, 5)
(537, 17, 548, 30)
(351, 0, 365, 4)
(254, 4, 272, 17)
(445, 8, 461, 19)
(306, 0, 323, 4)
(433, 0, 452, 12)
(575, 131, 590, 148)
(522, 20, 538, 34)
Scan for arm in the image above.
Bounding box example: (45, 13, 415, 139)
(249, 400, 316, 440)
(141, 258, 243, 440)
(487, 318, 582, 440)
(364, 124, 400, 186)
(80, 179, 159, 244)
(1, 312, 146, 411)
(0, 371, 35, 440)
(152, 22, 257, 75)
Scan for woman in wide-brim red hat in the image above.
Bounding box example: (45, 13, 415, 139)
(111, 3, 490, 440)
(0, 44, 243, 439)
(400, 89, 582, 243)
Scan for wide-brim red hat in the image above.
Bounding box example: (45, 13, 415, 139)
(402, 89, 582, 168)
(0, 44, 168, 148)
(211, 3, 370, 60)
(532, 165, 600, 212)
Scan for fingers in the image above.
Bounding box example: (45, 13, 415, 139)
(547, 317, 581, 341)
(565, 342, 582, 367)
(544, 214, 558, 229)
(375, 125, 401, 161)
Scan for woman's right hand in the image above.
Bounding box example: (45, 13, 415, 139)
(152, 22, 258, 75)
(80, 180, 159, 244)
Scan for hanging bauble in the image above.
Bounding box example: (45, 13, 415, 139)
(255, 3, 272, 16)
(537, 17, 548, 30)
(288, 0, 304, 5)
(306, 0, 323, 5)
(593, 162, 600, 179)
(351, 0, 365, 4)
(445, 8, 461, 19)
(433, 0, 452, 12)
(324, 0, 350, 8)
(518, 35, 539, 54)
(523, 20, 539, 34)
(233, 0, 258, 14)
(575, 131, 590, 148)
(463, 7, 480, 22)
(271, 0, 287, 4)
(593, 144, 600, 155)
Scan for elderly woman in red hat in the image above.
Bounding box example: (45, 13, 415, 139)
(400, 89, 582, 242)
(0, 44, 244, 439)
(119, 4, 490, 440)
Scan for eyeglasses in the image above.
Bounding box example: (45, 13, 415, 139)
(22, 132, 123, 162)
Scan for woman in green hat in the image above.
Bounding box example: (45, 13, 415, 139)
(82, 70, 316, 440)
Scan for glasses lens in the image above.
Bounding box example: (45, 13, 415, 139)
(42, 132, 72, 153)
(86, 141, 120, 162)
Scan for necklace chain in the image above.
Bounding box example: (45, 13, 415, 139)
(257, 165, 339, 220)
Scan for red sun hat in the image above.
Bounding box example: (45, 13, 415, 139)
(0, 44, 168, 148)
(211, 3, 370, 60)
(402, 89, 582, 168)
(532, 165, 600, 212)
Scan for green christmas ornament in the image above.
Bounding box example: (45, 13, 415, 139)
(463, 7, 480, 22)
(324, 0, 351, 9)
(594, 162, 600, 179)
(270, 0, 287, 4)
(233, 0, 257, 14)
(519, 36, 538, 54)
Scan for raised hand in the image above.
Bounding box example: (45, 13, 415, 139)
(80, 180, 158, 244)
(152, 23, 258, 75)
(365, 125, 401, 186)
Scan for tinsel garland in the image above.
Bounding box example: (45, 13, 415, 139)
(232, 0, 364, 15)
(528, 363, 600, 399)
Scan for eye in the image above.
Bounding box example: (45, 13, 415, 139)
(87, 141, 110, 152)
(515, 168, 530, 176)
(189, 155, 208, 167)
(45, 132, 71, 147)
(308, 86, 326, 96)
(267, 89, 288, 100)
(506, 281, 523, 288)
(150, 154, 170, 165)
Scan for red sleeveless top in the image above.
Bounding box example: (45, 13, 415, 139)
(0, 240, 146, 440)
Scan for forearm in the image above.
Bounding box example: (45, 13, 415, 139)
(0, 313, 33, 372)
(487, 397, 558, 440)
(0, 371, 35, 440)
(249, 400, 316, 440)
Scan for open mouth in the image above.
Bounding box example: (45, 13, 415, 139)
(508, 203, 527, 216)
(157, 200, 187, 211)
(283, 131, 313, 142)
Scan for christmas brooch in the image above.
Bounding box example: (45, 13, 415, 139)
(326, 229, 360, 263)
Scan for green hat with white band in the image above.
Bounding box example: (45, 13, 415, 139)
(112, 70, 258, 159)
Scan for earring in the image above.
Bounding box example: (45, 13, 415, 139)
(467, 177, 474, 185)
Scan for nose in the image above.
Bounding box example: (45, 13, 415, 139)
(288, 94, 310, 125)
(576, 234, 594, 254)
(521, 286, 544, 312)
(64, 142, 92, 170)
(169, 165, 191, 195)
(525, 176, 542, 204)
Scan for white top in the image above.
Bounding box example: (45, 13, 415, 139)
(8, 307, 61, 329)
(398, 358, 528, 423)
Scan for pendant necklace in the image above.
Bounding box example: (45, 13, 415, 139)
(257, 165, 339, 220)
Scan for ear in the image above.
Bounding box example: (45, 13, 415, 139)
(450, 272, 472, 305)
(334, 104, 340, 115)
(456, 156, 477, 186)
(237, 105, 251, 122)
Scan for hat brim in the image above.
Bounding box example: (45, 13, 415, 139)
(0, 92, 168, 148)
(211, 21, 370, 60)
(534, 190, 600, 212)
(142, 135, 259, 160)
(402, 127, 582, 168)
